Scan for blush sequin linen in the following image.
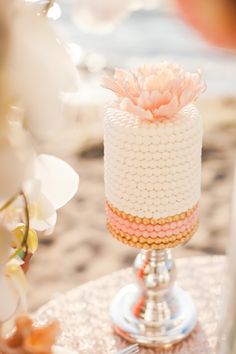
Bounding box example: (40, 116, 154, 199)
(35, 256, 224, 353)
(104, 104, 203, 249)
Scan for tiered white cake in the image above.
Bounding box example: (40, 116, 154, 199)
(103, 63, 204, 249)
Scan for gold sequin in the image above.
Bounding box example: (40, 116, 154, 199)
(143, 218, 149, 225)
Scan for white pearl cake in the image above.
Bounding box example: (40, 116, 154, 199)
(103, 63, 205, 249)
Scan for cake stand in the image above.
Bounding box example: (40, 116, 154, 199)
(110, 248, 197, 347)
(103, 64, 204, 347)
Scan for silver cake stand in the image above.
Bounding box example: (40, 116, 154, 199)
(110, 249, 197, 347)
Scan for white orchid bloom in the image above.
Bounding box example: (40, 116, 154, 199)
(0, 258, 28, 323)
(0, 267, 19, 323)
(1, 154, 79, 234)
(7, 0, 79, 142)
(23, 180, 57, 232)
(0, 226, 27, 323)
(23, 154, 79, 233)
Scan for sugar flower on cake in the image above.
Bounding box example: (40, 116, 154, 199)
(102, 62, 206, 121)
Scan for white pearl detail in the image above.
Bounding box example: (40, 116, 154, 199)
(104, 105, 202, 218)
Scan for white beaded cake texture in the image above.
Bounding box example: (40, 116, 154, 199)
(104, 104, 202, 249)
(104, 105, 202, 217)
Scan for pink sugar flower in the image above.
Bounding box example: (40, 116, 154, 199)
(102, 62, 205, 121)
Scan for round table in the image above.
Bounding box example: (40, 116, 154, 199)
(35, 256, 225, 354)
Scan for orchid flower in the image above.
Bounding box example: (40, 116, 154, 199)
(0, 226, 28, 323)
(24, 154, 79, 233)
(0, 0, 80, 329)
(1, 154, 79, 235)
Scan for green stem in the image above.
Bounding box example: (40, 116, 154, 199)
(21, 192, 29, 249)
(0, 193, 19, 212)
(9, 247, 23, 261)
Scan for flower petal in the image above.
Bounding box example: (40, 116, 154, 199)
(154, 96, 179, 117)
(0, 273, 19, 322)
(13, 226, 38, 254)
(24, 179, 57, 232)
(30, 211, 57, 233)
(120, 97, 153, 120)
(103, 62, 205, 121)
(27, 229, 38, 254)
(101, 77, 127, 97)
(34, 155, 79, 210)
(6, 261, 28, 312)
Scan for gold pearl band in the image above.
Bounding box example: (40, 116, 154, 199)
(106, 200, 198, 225)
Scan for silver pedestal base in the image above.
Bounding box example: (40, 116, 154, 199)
(110, 250, 197, 347)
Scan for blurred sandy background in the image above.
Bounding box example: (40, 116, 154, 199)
(28, 6, 236, 311)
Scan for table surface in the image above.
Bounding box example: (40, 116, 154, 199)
(35, 256, 225, 354)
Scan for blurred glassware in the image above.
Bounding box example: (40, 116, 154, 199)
(72, 0, 161, 34)
(72, 0, 133, 34)
(131, 0, 161, 11)
(176, 0, 236, 49)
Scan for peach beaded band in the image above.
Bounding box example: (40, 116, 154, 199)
(107, 222, 198, 249)
(106, 200, 199, 249)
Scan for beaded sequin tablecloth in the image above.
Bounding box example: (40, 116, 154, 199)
(35, 256, 224, 354)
